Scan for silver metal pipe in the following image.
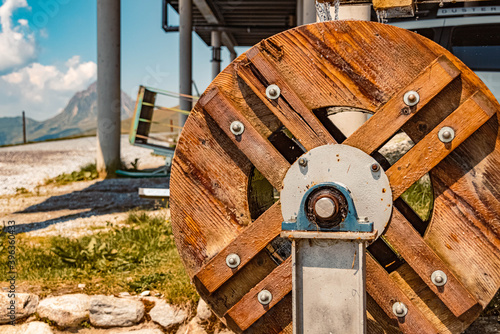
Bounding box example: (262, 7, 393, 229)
(211, 30, 221, 80)
(97, 0, 121, 176)
(179, 0, 192, 127)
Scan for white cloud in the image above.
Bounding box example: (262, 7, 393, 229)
(0, 0, 36, 73)
(0, 56, 97, 120)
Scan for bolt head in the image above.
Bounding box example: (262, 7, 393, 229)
(230, 121, 244, 135)
(371, 163, 380, 172)
(298, 158, 307, 167)
(442, 130, 451, 139)
(269, 88, 277, 97)
(226, 253, 240, 268)
(257, 290, 272, 305)
(407, 94, 417, 102)
(434, 275, 443, 283)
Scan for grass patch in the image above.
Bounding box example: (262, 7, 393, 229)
(401, 176, 433, 221)
(44, 163, 99, 186)
(0, 212, 197, 305)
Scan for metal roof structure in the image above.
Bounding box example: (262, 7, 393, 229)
(164, 0, 298, 49)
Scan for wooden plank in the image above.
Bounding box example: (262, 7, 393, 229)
(386, 208, 479, 317)
(344, 55, 461, 155)
(194, 201, 283, 294)
(366, 256, 439, 333)
(199, 86, 290, 190)
(225, 257, 293, 331)
(243, 49, 337, 150)
(387, 90, 498, 199)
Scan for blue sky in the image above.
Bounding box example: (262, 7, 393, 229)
(0, 0, 247, 121)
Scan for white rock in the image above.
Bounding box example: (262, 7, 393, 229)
(140, 291, 150, 297)
(114, 329, 163, 334)
(119, 292, 131, 297)
(176, 317, 207, 334)
(37, 294, 90, 328)
(24, 321, 53, 334)
(0, 321, 53, 334)
(150, 302, 188, 330)
(78, 284, 86, 289)
(0, 293, 39, 324)
(196, 299, 212, 321)
(216, 330, 236, 334)
(90, 295, 144, 328)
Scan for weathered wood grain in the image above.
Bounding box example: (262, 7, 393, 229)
(195, 202, 283, 294)
(344, 56, 460, 155)
(199, 86, 290, 190)
(225, 257, 293, 332)
(366, 256, 439, 333)
(237, 56, 336, 150)
(171, 21, 500, 333)
(385, 209, 478, 317)
(388, 90, 498, 200)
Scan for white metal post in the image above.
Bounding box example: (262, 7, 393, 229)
(293, 238, 368, 334)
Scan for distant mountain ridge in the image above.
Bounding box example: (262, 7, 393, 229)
(0, 82, 134, 146)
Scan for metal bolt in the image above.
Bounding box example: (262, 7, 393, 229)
(438, 126, 455, 143)
(403, 90, 420, 106)
(371, 163, 380, 172)
(266, 84, 281, 100)
(314, 197, 337, 220)
(257, 290, 272, 305)
(298, 158, 308, 167)
(431, 270, 448, 287)
(230, 121, 245, 136)
(226, 253, 241, 269)
(392, 302, 408, 317)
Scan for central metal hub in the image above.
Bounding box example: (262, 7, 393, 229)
(281, 144, 393, 239)
(306, 187, 348, 228)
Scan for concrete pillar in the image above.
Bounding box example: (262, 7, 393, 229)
(179, 0, 192, 127)
(303, 0, 316, 24)
(230, 51, 237, 62)
(327, 3, 371, 137)
(211, 30, 222, 80)
(97, 0, 121, 177)
(297, 0, 304, 26)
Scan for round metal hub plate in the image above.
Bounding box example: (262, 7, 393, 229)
(281, 144, 392, 240)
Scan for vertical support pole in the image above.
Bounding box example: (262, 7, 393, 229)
(179, 0, 192, 128)
(303, 0, 316, 24)
(97, 0, 121, 177)
(230, 51, 237, 62)
(293, 238, 368, 334)
(296, 0, 304, 26)
(211, 30, 222, 80)
(22, 111, 26, 144)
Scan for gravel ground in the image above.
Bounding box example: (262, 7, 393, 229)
(0, 135, 166, 196)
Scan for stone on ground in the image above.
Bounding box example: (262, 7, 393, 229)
(89, 295, 145, 328)
(176, 317, 207, 334)
(0, 293, 38, 324)
(196, 299, 212, 321)
(24, 321, 53, 334)
(0, 321, 53, 334)
(37, 294, 90, 327)
(112, 329, 164, 334)
(149, 302, 188, 330)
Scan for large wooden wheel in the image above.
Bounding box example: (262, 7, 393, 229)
(170, 21, 500, 333)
